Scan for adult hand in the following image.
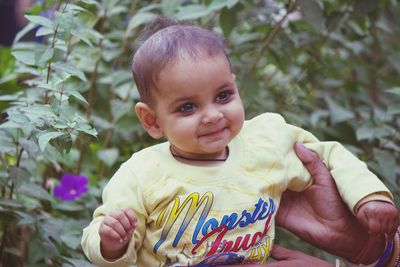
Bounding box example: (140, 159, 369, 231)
(219, 245, 334, 267)
(267, 244, 334, 267)
(275, 142, 386, 264)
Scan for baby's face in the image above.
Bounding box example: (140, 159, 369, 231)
(152, 53, 245, 160)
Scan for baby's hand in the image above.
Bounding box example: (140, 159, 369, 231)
(99, 208, 138, 259)
(356, 201, 399, 238)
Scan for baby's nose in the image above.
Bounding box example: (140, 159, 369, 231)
(201, 107, 223, 124)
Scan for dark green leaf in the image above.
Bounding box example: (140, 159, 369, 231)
(18, 183, 53, 201)
(299, 0, 326, 34)
(38, 131, 64, 152)
(220, 8, 236, 37)
(9, 166, 31, 189)
(0, 199, 24, 208)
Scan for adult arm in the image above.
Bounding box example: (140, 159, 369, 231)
(276, 142, 387, 264)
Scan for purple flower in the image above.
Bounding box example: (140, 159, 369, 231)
(54, 173, 88, 201)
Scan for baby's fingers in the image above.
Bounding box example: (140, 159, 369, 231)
(110, 209, 135, 235)
(100, 222, 126, 243)
(121, 208, 138, 231)
(101, 215, 128, 242)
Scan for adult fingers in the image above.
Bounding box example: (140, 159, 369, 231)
(272, 244, 335, 267)
(294, 142, 331, 185)
(387, 218, 399, 240)
(263, 262, 298, 267)
(270, 244, 296, 260)
(368, 217, 383, 236)
(386, 208, 399, 240)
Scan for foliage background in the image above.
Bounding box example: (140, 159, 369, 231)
(0, 0, 399, 266)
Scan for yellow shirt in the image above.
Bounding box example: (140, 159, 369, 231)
(81, 113, 392, 266)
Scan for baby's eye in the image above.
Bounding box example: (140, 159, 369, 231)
(177, 103, 195, 114)
(216, 91, 232, 102)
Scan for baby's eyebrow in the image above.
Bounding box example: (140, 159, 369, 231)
(216, 82, 235, 90)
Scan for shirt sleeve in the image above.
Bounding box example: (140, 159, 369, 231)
(81, 161, 148, 267)
(267, 113, 393, 212)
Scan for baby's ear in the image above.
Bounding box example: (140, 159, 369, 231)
(135, 102, 163, 139)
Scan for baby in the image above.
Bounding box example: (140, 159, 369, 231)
(81, 16, 398, 266)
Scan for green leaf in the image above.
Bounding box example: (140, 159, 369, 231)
(208, 0, 229, 11)
(62, 257, 96, 267)
(325, 98, 354, 124)
(109, 6, 127, 16)
(111, 99, 132, 122)
(14, 23, 37, 43)
(0, 199, 24, 208)
(38, 131, 64, 152)
(65, 3, 88, 14)
(0, 94, 19, 101)
(9, 166, 31, 189)
(80, 0, 98, 5)
(19, 139, 40, 156)
(97, 148, 119, 167)
(55, 202, 87, 212)
(356, 125, 374, 141)
(386, 87, 400, 96)
(373, 149, 396, 181)
(11, 50, 37, 66)
(36, 26, 54, 37)
(38, 47, 54, 65)
(299, 0, 326, 34)
(24, 15, 54, 29)
(175, 5, 213, 20)
(227, 0, 240, 8)
(18, 183, 53, 201)
(0, 120, 21, 129)
(15, 211, 36, 225)
(60, 231, 82, 249)
(71, 29, 94, 47)
(161, 0, 182, 16)
(76, 124, 97, 136)
(353, 0, 379, 17)
(220, 7, 236, 37)
(67, 90, 88, 104)
(53, 62, 87, 81)
(126, 12, 156, 34)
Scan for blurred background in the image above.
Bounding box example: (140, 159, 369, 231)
(0, 0, 399, 266)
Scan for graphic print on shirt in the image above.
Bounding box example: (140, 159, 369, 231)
(154, 192, 276, 266)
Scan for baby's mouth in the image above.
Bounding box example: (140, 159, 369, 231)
(200, 127, 227, 137)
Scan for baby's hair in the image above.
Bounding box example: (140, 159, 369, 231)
(131, 16, 229, 105)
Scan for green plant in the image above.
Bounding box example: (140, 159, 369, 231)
(0, 0, 399, 266)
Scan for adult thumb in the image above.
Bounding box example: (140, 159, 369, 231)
(294, 142, 331, 185)
(271, 244, 293, 260)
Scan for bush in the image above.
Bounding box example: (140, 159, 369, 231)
(0, 0, 399, 266)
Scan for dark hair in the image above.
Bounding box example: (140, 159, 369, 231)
(131, 16, 229, 105)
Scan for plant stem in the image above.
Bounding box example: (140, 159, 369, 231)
(249, 0, 299, 72)
(77, 11, 107, 173)
(0, 223, 9, 265)
(45, 1, 70, 104)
